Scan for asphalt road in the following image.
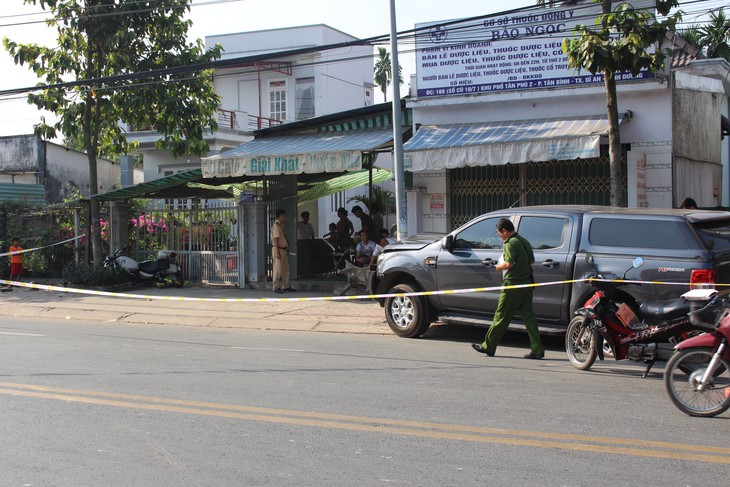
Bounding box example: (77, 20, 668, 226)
(1, 318, 728, 486)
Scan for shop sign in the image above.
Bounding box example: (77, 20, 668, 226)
(202, 152, 362, 178)
(416, 0, 654, 97)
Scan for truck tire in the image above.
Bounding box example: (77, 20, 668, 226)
(384, 283, 431, 338)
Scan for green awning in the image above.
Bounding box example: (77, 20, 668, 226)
(96, 169, 205, 201)
(96, 167, 391, 203)
(297, 168, 391, 204)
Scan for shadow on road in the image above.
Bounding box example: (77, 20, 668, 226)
(421, 323, 565, 352)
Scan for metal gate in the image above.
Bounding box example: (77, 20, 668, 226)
(449, 156, 623, 230)
(133, 199, 239, 284)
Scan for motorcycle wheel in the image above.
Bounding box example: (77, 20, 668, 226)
(566, 316, 598, 370)
(664, 347, 730, 417)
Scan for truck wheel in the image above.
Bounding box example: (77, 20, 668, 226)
(384, 283, 430, 338)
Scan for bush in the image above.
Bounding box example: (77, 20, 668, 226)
(62, 262, 130, 287)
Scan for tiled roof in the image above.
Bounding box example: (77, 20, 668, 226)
(666, 32, 705, 69)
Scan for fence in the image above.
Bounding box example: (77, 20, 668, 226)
(133, 200, 239, 285)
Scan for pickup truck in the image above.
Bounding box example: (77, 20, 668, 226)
(371, 206, 730, 338)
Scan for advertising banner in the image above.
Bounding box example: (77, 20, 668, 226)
(416, 2, 654, 98)
(201, 152, 362, 178)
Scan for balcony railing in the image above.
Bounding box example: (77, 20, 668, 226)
(217, 109, 282, 132)
(129, 110, 283, 134)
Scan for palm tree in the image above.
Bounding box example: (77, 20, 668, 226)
(374, 47, 403, 102)
(680, 9, 730, 62)
(699, 8, 730, 62)
(347, 186, 394, 216)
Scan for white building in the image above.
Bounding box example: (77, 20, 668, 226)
(402, 1, 730, 234)
(130, 24, 376, 183)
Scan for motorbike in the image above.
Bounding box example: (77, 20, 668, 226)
(664, 300, 730, 417)
(104, 245, 184, 288)
(566, 254, 720, 377)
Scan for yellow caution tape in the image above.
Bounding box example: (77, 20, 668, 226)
(0, 235, 85, 258)
(0, 277, 726, 303)
(0, 278, 587, 303)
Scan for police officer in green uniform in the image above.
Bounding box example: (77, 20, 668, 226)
(472, 218, 545, 359)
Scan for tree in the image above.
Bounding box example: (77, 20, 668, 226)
(347, 185, 394, 216)
(374, 46, 403, 102)
(4, 0, 222, 266)
(558, 0, 680, 206)
(681, 8, 730, 62)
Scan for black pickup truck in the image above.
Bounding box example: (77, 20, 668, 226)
(372, 206, 730, 338)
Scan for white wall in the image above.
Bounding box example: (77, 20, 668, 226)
(208, 25, 373, 125)
(46, 143, 119, 199)
(143, 152, 202, 182)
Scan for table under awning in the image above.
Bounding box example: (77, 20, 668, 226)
(201, 128, 398, 178)
(404, 115, 623, 172)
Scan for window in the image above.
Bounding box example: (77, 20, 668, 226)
(518, 217, 567, 250)
(269, 80, 287, 121)
(589, 218, 687, 249)
(330, 191, 347, 213)
(454, 217, 506, 249)
(295, 77, 315, 120)
(693, 221, 730, 252)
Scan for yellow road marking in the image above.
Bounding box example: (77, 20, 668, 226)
(0, 382, 728, 464)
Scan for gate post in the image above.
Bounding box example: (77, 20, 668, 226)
(242, 200, 267, 287)
(110, 202, 130, 253)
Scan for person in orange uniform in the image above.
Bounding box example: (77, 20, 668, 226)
(271, 209, 295, 294)
(9, 236, 23, 282)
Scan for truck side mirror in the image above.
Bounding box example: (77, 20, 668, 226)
(441, 235, 454, 251)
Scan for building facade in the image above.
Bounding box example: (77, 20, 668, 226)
(131, 24, 376, 183)
(403, 1, 730, 234)
(0, 134, 129, 204)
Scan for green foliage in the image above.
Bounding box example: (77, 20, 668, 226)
(62, 261, 129, 287)
(3, 0, 222, 265)
(374, 47, 403, 102)
(681, 8, 730, 62)
(347, 186, 395, 214)
(562, 1, 680, 77)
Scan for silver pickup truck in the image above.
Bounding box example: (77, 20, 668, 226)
(371, 206, 730, 338)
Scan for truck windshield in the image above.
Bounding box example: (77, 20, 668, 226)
(694, 221, 730, 252)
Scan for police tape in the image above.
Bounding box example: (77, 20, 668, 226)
(589, 278, 730, 288)
(0, 278, 591, 303)
(0, 235, 85, 258)
(0, 277, 726, 303)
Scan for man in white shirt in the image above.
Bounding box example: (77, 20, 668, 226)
(297, 211, 315, 240)
(370, 234, 395, 265)
(354, 229, 377, 267)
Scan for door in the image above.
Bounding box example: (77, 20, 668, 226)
(514, 215, 572, 321)
(436, 216, 510, 314)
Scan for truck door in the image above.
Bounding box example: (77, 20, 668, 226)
(514, 215, 572, 321)
(436, 216, 509, 314)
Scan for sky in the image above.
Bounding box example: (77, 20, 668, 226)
(0, 0, 723, 138)
(0, 0, 540, 137)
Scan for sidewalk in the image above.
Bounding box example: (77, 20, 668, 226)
(0, 283, 391, 335)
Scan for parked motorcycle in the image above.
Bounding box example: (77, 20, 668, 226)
(566, 254, 720, 376)
(104, 245, 184, 288)
(664, 300, 730, 417)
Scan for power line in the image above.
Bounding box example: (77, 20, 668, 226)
(0, 0, 722, 102)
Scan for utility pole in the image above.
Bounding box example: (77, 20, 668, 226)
(389, 0, 408, 240)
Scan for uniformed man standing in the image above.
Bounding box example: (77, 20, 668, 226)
(472, 218, 544, 359)
(271, 209, 295, 294)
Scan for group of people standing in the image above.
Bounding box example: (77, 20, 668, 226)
(270, 204, 393, 293)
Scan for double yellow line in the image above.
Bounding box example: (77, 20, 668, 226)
(1, 381, 729, 464)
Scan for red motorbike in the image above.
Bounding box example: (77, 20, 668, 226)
(664, 301, 730, 417)
(566, 254, 720, 377)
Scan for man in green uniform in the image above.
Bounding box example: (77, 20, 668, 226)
(472, 218, 545, 359)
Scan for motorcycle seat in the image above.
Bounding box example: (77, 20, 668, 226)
(138, 258, 170, 274)
(639, 298, 691, 321)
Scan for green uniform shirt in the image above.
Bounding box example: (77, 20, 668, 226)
(502, 233, 534, 285)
